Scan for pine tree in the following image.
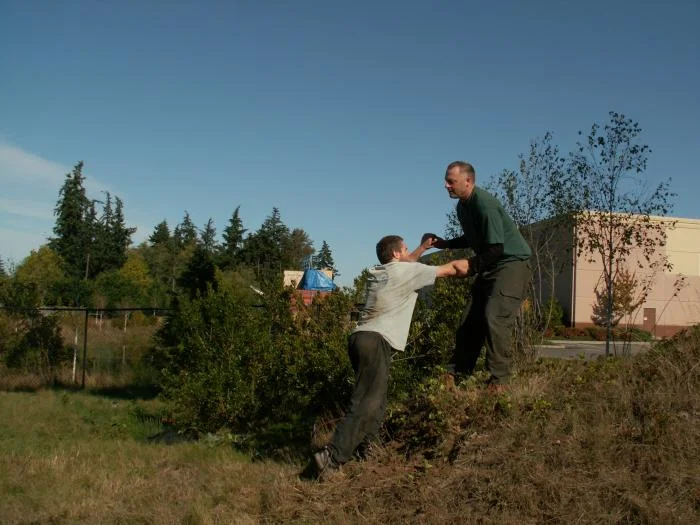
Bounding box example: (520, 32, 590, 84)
(50, 161, 92, 278)
(149, 220, 171, 246)
(314, 240, 338, 278)
(174, 211, 198, 249)
(178, 245, 217, 299)
(243, 207, 290, 272)
(199, 218, 218, 255)
(221, 206, 246, 268)
(107, 196, 135, 269)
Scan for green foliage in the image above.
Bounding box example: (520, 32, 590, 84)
(50, 161, 92, 278)
(220, 206, 247, 269)
(314, 240, 337, 277)
(50, 164, 134, 280)
(591, 266, 642, 328)
(13, 246, 66, 305)
(541, 297, 564, 330)
(570, 112, 674, 341)
(391, 250, 472, 397)
(242, 207, 290, 274)
(149, 220, 171, 246)
(173, 211, 198, 249)
(199, 218, 218, 255)
(2, 312, 69, 374)
(152, 277, 354, 437)
(93, 252, 154, 308)
(177, 245, 217, 300)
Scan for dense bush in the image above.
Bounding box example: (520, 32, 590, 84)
(1, 311, 70, 374)
(151, 276, 354, 436)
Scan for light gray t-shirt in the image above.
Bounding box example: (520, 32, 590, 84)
(352, 261, 438, 351)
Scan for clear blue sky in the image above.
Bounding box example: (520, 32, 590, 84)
(2, 0, 698, 287)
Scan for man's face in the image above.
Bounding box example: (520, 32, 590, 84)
(444, 167, 474, 200)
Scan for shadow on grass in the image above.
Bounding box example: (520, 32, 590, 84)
(88, 383, 161, 400)
(0, 380, 160, 401)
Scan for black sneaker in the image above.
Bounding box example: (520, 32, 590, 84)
(313, 447, 342, 481)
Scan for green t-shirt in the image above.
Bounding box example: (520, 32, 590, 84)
(456, 187, 531, 265)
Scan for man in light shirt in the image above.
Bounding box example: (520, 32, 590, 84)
(313, 234, 469, 480)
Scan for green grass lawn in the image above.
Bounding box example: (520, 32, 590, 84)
(0, 389, 300, 525)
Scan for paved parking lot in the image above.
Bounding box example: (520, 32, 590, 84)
(534, 339, 652, 360)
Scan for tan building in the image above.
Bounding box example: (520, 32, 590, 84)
(535, 213, 700, 337)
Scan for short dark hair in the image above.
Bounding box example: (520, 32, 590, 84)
(376, 235, 403, 264)
(446, 161, 476, 181)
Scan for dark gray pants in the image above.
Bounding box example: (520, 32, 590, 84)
(454, 259, 530, 384)
(329, 331, 391, 464)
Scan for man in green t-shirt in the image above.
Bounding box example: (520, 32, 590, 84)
(424, 161, 531, 386)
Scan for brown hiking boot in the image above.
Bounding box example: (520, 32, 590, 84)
(485, 375, 509, 394)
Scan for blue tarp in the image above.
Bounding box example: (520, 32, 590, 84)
(299, 269, 337, 291)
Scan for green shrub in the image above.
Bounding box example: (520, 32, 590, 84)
(3, 313, 70, 373)
(151, 277, 354, 437)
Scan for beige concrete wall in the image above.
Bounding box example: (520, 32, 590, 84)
(570, 215, 700, 334)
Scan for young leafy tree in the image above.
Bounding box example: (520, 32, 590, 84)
(50, 161, 92, 278)
(220, 206, 247, 269)
(569, 111, 675, 355)
(591, 265, 642, 328)
(314, 240, 338, 278)
(487, 133, 573, 339)
(13, 246, 66, 305)
(118, 251, 154, 306)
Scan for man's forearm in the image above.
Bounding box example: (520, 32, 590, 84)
(443, 236, 469, 250)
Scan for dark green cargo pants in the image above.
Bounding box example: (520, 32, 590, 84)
(453, 259, 531, 384)
(329, 331, 391, 464)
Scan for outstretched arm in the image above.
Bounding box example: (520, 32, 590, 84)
(421, 232, 470, 250)
(405, 233, 442, 262)
(436, 259, 470, 278)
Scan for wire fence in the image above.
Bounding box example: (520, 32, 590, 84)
(0, 306, 170, 388)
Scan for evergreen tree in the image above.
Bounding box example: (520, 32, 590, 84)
(174, 211, 198, 249)
(243, 207, 289, 272)
(177, 245, 217, 299)
(199, 218, 218, 255)
(221, 206, 246, 268)
(50, 161, 92, 278)
(149, 220, 171, 246)
(107, 196, 135, 269)
(91, 192, 112, 275)
(284, 228, 315, 270)
(314, 240, 338, 277)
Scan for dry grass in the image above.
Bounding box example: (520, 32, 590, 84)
(1, 326, 698, 524)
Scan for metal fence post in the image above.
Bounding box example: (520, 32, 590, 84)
(81, 307, 88, 389)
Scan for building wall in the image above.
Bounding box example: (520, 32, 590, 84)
(570, 215, 700, 335)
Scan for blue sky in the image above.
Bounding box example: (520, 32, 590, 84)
(1, 0, 698, 287)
